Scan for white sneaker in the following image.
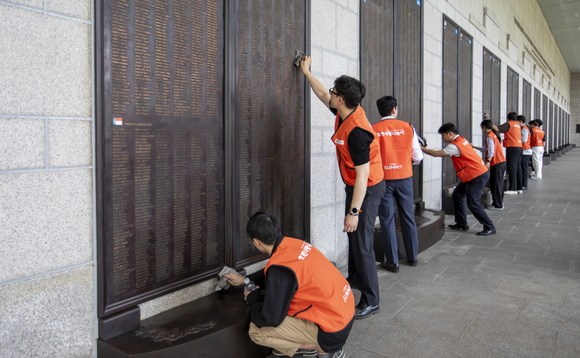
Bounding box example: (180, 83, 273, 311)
(504, 190, 517, 195)
(487, 205, 504, 210)
(517, 190, 523, 194)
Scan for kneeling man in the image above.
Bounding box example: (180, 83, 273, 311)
(225, 211, 354, 358)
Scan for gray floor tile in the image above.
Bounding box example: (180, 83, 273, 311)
(399, 329, 523, 358)
(554, 331, 580, 358)
(518, 301, 580, 335)
(445, 289, 526, 320)
(513, 252, 572, 272)
(475, 258, 540, 281)
(463, 313, 558, 358)
(493, 276, 566, 306)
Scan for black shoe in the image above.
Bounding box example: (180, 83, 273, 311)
(407, 259, 418, 267)
(354, 302, 379, 320)
(476, 228, 496, 236)
(379, 262, 399, 273)
(448, 223, 469, 231)
(272, 348, 318, 357)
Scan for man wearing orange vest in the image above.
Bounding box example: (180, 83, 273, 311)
(480, 119, 506, 210)
(300, 56, 385, 319)
(517, 115, 533, 190)
(528, 119, 545, 179)
(421, 123, 496, 236)
(494, 112, 522, 194)
(224, 212, 354, 358)
(371, 96, 423, 273)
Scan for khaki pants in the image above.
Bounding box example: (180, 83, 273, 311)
(249, 316, 319, 357)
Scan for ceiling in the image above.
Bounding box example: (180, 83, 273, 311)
(537, 0, 580, 73)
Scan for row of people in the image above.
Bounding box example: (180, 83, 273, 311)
(486, 113, 545, 210)
(226, 59, 548, 358)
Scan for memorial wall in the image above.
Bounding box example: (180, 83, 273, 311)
(97, 0, 308, 317)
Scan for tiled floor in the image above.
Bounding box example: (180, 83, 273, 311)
(268, 148, 580, 358)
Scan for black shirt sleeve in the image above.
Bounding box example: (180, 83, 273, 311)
(246, 266, 298, 328)
(348, 127, 373, 166)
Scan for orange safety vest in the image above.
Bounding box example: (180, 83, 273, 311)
(450, 136, 488, 183)
(486, 132, 506, 166)
(371, 118, 414, 180)
(530, 127, 545, 147)
(265, 237, 355, 333)
(502, 121, 522, 148)
(331, 106, 384, 187)
(521, 125, 531, 150)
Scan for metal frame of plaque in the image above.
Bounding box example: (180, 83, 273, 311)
(96, 0, 311, 318)
(360, 0, 423, 202)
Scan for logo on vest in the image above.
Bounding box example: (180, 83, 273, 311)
(343, 284, 351, 303)
(462, 140, 469, 146)
(334, 139, 344, 145)
(298, 242, 312, 260)
(384, 163, 403, 170)
(377, 129, 405, 137)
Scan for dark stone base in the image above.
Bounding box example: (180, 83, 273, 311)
(97, 289, 271, 358)
(374, 208, 445, 262)
(544, 154, 551, 165)
(556, 150, 562, 157)
(550, 152, 558, 161)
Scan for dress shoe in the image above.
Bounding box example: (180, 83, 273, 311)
(407, 259, 418, 267)
(354, 303, 379, 319)
(448, 223, 469, 231)
(379, 262, 399, 273)
(476, 228, 496, 236)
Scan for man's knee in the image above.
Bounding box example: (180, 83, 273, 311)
(248, 323, 266, 345)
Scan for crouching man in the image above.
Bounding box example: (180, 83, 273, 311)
(225, 211, 354, 358)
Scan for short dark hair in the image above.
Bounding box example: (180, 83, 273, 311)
(534, 119, 543, 126)
(517, 115, 526, 123)
(438, 122, 457, 134)
(376, 96, 397, 117)
(507, 112, 518, 120)
(246, 211, 281, 245)
(481, 119, 499, 136)
(333, 75, 366, 109)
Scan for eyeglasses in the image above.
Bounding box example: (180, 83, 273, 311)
(328, 88, 341, 97)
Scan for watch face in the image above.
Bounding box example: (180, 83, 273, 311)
(351, 207, 358, 214)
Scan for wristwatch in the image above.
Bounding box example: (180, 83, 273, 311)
(348, 207, 362, 216)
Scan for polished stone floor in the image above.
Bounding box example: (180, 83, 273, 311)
(268, 148, 580, 358)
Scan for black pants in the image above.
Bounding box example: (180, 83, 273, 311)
(520, 154, 532, 188)
(453, 171, 495, 231)
(505, 147, 523, 191)
(490, 162, 506, 208)
(345, 180, 384, 307)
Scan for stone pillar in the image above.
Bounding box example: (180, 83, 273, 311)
(0, 2, 95, 356)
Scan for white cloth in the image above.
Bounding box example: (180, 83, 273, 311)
(531, 146, 544, 178)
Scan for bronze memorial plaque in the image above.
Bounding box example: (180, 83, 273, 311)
(98, 0, 308, 316)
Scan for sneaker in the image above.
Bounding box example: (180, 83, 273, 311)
(273, 348, 318, 357)
(504, 190, 517, 195)
(517, 190, 523, 194)
(486, 205, 504, 210)
(328, 350, 346, 358)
